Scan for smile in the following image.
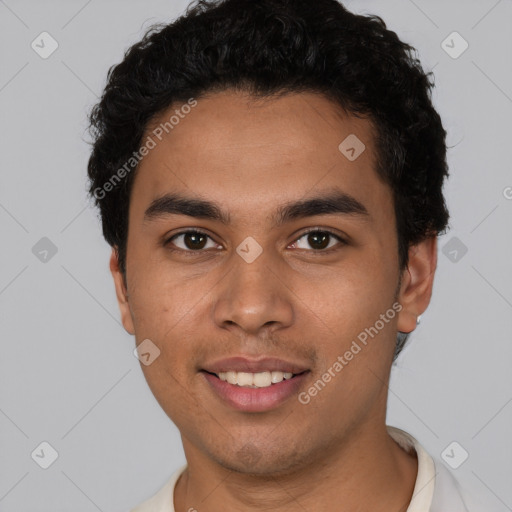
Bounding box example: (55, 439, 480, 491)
(215, 370, 297, 388)
(201, 370, 309, 412)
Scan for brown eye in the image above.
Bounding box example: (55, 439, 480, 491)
(307, 231, 330, 250)
(182, 232, 208, 250)
(291, 230, 346, 251)
(166, 230, 219, 252)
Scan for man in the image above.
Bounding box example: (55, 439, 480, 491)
(87, 0, 474, 510)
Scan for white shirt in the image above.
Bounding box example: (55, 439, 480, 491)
(130, 426, 472, 511)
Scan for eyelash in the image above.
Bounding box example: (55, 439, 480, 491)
(164, 228, 347, 256)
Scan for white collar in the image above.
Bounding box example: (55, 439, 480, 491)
(387, 425, 436, 511)
(387, 426, 469, 512)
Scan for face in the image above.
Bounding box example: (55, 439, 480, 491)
(111, 90, 436, 475)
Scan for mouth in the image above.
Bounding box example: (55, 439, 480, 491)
(200, 368, 310, 412)
(202, 369, 306, 388)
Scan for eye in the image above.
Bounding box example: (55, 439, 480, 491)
(165, 230, 220, 253)
(164, 228, 347, 255)
(290, 229, 346, 252)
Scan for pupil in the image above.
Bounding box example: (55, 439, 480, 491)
(185, 233, 206, 250)
(309, 232, 329, 250)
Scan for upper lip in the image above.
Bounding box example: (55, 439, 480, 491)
(202, 356, 309, 375)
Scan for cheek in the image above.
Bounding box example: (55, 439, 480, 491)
(295, 257, 395, 334)
(127, 259, 196, 335)
(292, 262, 399, 400)
(128, 266, 209, 366)
(134, 299, 201, 424)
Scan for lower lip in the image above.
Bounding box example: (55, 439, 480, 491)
(201, 371, 309, 412)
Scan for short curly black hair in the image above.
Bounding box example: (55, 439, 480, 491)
(87, 0, 450, 359)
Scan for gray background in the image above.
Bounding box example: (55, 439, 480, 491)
(0, 0, 511, 510)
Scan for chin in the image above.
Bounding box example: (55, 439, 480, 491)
(212, 444, 309, 477)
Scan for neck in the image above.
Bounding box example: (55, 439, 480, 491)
(174, 422, 418, 512)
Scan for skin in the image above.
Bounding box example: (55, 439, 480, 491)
(110, 90, 437, 512)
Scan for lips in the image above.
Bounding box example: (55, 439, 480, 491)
(202, 356, 309, 375)
(200, 356, 310, 412)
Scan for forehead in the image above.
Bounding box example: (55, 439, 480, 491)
(132, 90, 391, 224)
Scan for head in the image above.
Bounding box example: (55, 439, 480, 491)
(87, 0, 449, 475)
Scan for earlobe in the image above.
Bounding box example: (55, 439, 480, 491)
(109, 247, 135, 335)
(396, 237, 437, 334)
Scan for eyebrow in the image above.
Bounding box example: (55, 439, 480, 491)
(143, 189, 370, 226)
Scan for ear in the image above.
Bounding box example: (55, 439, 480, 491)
(397, 236, 438, 334)
(110, 247, 135, 335)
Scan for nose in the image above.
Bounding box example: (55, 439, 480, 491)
(213, 251, 294, 337)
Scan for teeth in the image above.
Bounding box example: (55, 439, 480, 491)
(271, 371, 284, 383)
(236, 372, 254, 387)
(226, 371, 237, 385)
(253, 372, 272, 387)
(217, 370, 296, 387)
